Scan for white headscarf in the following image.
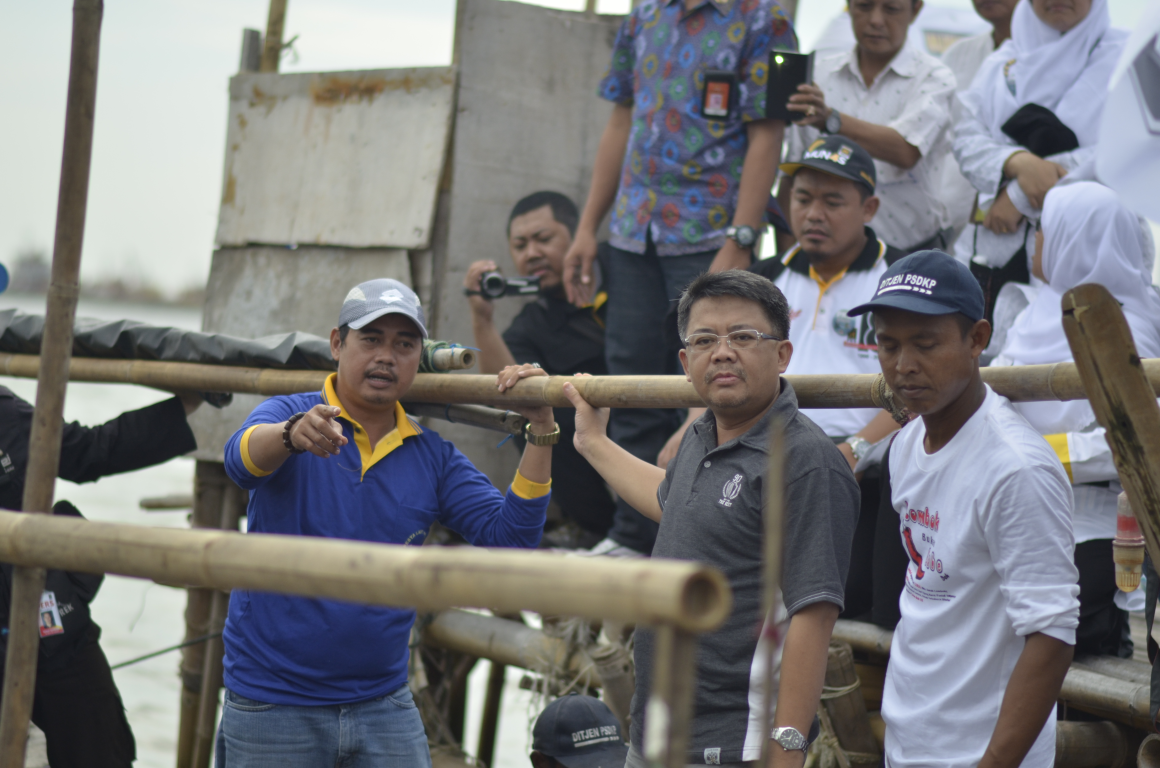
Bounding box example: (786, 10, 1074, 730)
(960, 0, 1126, 150)
(998, 181, 1160, 432)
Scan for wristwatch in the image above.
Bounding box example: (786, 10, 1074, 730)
(844, 435, 871, 462)
(771, 726, 809, 753)
(524, 421, 561, 446)
(823, 108, 842, 135)
(724, 224, 758, 250)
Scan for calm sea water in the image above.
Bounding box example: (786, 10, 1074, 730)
(0, 294, 540, 768)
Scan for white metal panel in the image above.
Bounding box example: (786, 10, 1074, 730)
(215, 68, 454, 249)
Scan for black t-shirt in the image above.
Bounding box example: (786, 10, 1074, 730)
(502, 291, 607, 377)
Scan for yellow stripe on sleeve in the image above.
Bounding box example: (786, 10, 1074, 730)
(1044, 433, 1073, 483)
(240, 425, 273, 478)
(511, 470, 552, 500)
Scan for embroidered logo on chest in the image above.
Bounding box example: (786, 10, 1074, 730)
(718, 474, 743, 507)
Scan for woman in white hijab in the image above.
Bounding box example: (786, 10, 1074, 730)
(951, 0, 1127, 323)
(994, 181, 1160, 656)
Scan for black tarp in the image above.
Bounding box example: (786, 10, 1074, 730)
(0, 309, 336, 370)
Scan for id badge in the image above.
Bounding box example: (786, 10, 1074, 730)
(701, 70, 738, 120)
(38, 591, 64, 638)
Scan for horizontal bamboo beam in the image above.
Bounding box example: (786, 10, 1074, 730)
(3, 353, 1159, 409)
(421, 609, 599, 689)
(833, 620, 1152, 730)
(0, 510, 730, 632)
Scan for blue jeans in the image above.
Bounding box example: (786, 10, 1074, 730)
(214, 684, 431, 768)
(604, 241, 717, 554)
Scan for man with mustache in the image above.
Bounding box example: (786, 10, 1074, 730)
(781, 0, 956, 254)
(847, 251, 1078, 768)
(464, 191, 616, 548)
(563, 270, 859, 767)
(216, 279, 556, 768)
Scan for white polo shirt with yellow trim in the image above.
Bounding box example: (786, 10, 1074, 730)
(752, 227, 903, 438)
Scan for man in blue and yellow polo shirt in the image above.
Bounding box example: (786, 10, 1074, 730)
(217, 278, 557, 768)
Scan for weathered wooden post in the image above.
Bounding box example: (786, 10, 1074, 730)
(190, 482, 246, 768)
(0, 1, 102, 763)
(258, 0, 288, 73)
(1060, 283, 1160, 567)
(175, 462, 228, 768)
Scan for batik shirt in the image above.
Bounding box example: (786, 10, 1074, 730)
(598, 0, 797, 256)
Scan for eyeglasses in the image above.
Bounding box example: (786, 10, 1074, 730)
(683, 330, 783, 354)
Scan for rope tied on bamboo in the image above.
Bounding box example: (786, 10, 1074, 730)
(819, 679, 862, 700)
(870, 375, 911, 425)
(806, 706, 881, 768)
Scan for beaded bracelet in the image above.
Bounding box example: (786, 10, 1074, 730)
(283, 412, 307, 454)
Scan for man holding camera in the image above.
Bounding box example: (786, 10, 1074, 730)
(464, 191, 616, 547)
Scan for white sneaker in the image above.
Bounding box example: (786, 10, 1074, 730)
(577, 537, 648, 559)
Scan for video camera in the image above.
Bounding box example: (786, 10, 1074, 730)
(466, 271, 540, 300)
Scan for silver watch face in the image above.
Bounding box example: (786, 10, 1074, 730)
(773, 727, 806, 751)
(729, 225, 757, 248)
(826, 110, 841, 134)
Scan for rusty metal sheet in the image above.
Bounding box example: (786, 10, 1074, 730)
(215, 68, 454, 250)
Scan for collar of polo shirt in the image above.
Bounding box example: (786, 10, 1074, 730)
(322, 373, 421, 481)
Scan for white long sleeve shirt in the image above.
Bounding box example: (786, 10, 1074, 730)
(883, 386, 1079, 768)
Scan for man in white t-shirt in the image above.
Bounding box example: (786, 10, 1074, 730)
(939, 0, 1019, 243)
(848, 250, 1079, 768)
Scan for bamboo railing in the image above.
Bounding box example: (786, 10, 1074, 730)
(2, 353, 1158, 409)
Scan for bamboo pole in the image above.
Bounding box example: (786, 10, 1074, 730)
(833, 620, 1153, 730)
(0, 2, 102, 763)
(190, 483, 245, 768)
(643, 626, 698, 768)
(0, 511, 730, 631)
(475, 661, 505, 768)
(819, 643, 880, 766)
(176, 463, 227, 768)
(404, 403, 527, 436)
(421, 609, 599, 689)
(759, 420, 785, 767)
(588, 642, 635, 739)
(1061, 284, 1160, 568)
(4, 354, 1156, 409)
(1056, 721, 1142, 768)
(258, 0, 287, 73)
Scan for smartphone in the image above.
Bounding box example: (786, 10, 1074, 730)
(765, 50, 815, 122)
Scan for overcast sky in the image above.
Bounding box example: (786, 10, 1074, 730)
(0, 0, 1148, 295)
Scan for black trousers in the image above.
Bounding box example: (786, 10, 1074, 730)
(1, 625, 136, 768)
(1074, 538, 1133, 658)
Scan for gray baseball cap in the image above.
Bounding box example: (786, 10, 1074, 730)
(338, 278, 428, 338)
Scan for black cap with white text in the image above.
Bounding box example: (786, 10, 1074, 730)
(532, 694, 628, 768)
(847, 250, 985, 322)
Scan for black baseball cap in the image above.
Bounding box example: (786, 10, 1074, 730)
(532, 694, 627, 768)
(848, 250, 985, 321)
(780, 135, 876, 195)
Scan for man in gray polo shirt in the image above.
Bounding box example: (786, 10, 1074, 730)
(562, 270, 859, 767)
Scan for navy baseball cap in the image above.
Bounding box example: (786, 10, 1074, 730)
(848, 250, 985, 321)
(532, 695, 627, 768)
(338, 278, 428, 338)
(780, 135, 876, 195)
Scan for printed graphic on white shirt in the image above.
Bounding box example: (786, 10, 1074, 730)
(38, 591, 64, 638)
(900, 504, 955, 603)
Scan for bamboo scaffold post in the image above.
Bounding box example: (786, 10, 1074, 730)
(0, 510, 731, 632)
(759, 420, 785, 767)
(0, 512, 728, 768)
(0, 1, 103, 763)
(3, 354, 1160, 410)
(1061, 283, 1160, 567)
